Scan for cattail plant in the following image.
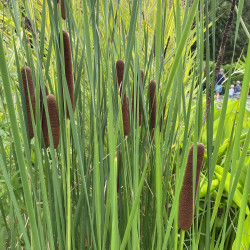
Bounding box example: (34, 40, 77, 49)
(57, 0, 66, 20)
(42, 94, 60, 148)
(178, 143, 205, 231)
(116, 60, 129, 136)
(21, 66, 36, 139)
(60, 30, 74, 118)
(149, 79, 156, 131)
(132, 69, 144, 127)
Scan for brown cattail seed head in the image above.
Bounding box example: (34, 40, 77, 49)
(149, 80, 156, 131)
(116, 59, 129, 136)
(57, 0, 66, 20)
(116, 60, 124, 90)
(61, 0, 65, 20)
(42, 95, 60, 148)
(61, 30, 74, 118)
(178, 143, 205, 231)
(21, 66, 36, 139)
(132, 70, 144, 127)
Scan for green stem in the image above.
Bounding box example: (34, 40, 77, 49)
(178, 230, 185, 250)
(67, 120, 71, 250)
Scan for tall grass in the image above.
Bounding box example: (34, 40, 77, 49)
(0, 0, 250, 249)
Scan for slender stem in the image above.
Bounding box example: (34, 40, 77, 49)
(66, 120, 71, 250)
(178, 230, 185, 250)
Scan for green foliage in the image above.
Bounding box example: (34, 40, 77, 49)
(0, 0, 249, 249)
(211, 0, 250, 64)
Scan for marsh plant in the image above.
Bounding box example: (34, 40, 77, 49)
(0, 0, 250, 249)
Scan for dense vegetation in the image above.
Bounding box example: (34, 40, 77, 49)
(0, 0, 250, 249)
(212, 0, 250, 63)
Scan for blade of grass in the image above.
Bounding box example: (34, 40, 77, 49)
(155, 0, 162, 248)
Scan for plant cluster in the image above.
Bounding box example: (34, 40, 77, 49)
(0, 0, 249, 249)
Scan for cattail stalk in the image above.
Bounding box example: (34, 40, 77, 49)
(21, 66, 36, 139)
(60, 30, 74, 118)
(42, 94, 60, 148)
(178, 143, 205, 231)
(132, 69, 144, 127)
(116, 60, 129, 136)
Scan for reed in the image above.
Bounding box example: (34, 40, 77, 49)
(42, 94, 60, 148)
(60, 30, 74, 118)
(178, 143, 205, 231)
(132, 69, 144, 127)
(21, 66, 36, 139)
(116, 60, 129, 136)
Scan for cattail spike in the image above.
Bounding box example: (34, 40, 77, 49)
(116, 60, 129, 136)
(60, 30, 74, 118)
(149, 80, 156, 131)
(21, 66, 36, 139)
(178, 143, 205, 231)
(116, 60, 124, 90)
(57, 0, 66, 20)
(195, 143, 205, 196)
(42, 94, 60, 148)
(61, 0, 66, 20)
